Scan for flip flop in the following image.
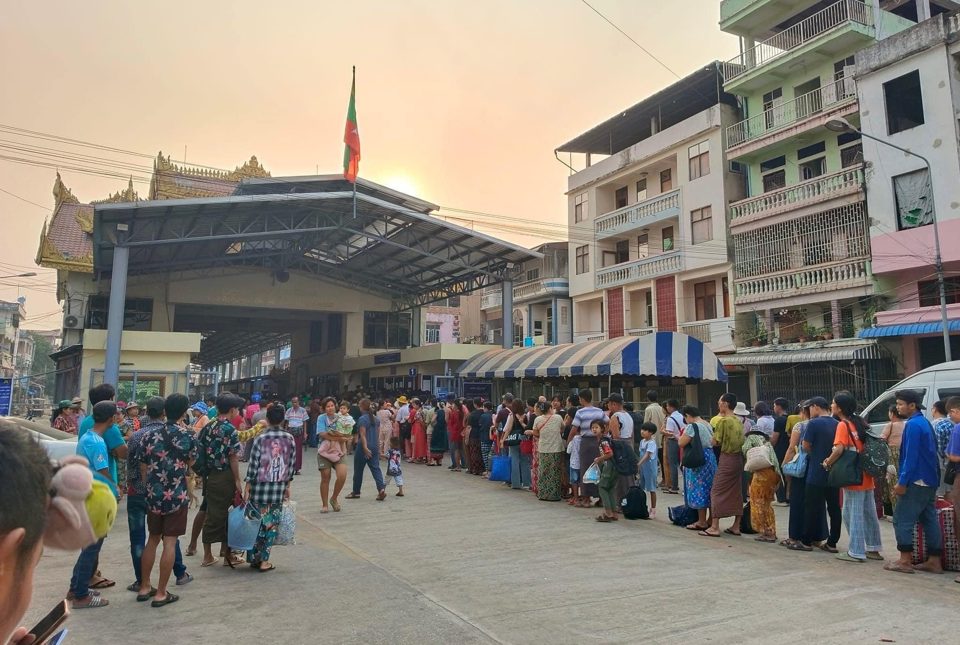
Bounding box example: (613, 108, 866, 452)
(723, 528, 741, 536)
(200, 559, 217, 567)
(320, 508, 330, 514)
(596, 515, 612, 522)
(257, 563, 276, 572)
(787, 542, 813, 551)
(136, 588, 158, 602)
(185, 547, 197, 556)
(345, 493, 361, 499)
(883, 561, 915, 574)
(151, 593, 179, 608)
(698, 530, 721, 537)
(331, 499, 341, 512)
(686, 524, 709, 531)
(836, 553, 865, 563)
(816, 543, 839, 554)
(72, 596, 109, 609)
(89, 578, 116, 589)
(866, 552, 884, 561)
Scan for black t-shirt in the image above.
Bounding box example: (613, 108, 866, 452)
(562, 405, 579, 441)
(772, 414, 789, 457)
(467, 409, 484, 442)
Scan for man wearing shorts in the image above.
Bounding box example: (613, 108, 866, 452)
(139, 393, 197, 608)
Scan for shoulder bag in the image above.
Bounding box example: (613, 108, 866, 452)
(744, 442, 775, 472)
(504, 415, 525, 446)
(681, 422, 706, 469)
(827, 420, 863, 488)
(782, 444, 808, 478)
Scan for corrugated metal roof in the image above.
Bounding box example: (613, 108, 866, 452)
(722, 341, 885, 366)
(859, 320, 960, 338)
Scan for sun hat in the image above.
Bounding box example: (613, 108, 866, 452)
(733, 401, 750, 416)
(397, 396, 408, 404)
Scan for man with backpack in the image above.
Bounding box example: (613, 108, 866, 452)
(607, 393, 636, 509)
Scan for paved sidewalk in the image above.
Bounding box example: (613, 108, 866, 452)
(26, 451, 957, 644)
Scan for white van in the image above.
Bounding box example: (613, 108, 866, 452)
(862, 360, 960, 434)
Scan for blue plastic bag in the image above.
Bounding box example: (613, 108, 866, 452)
(490, 455, 511, 482)
(583, 463, 601, 484)
(228, 503, 262, 551)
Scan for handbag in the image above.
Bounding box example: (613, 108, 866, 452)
(504, 415, 525, 447)
(274, 501, 297, 546)
(520, 436, 533, 455)
(744, 444, 774, 473)
(227, 502, 262, 551)
(782, 447, 808, 478)
(490, 454, 512, 482)
(945, 461, 958, 486)
(827, 420, 863, 488)
(681, 422, 706, 469)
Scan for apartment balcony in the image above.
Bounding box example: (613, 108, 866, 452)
(595, 251, 684, 290)
(729, 166, 863, 228)
(626, 327, 655, 337)
(721, 0, 875, 93)
(680, 317, 737, 354)
(734, 259, 871, 305)
(479, 277, 570, 311)
(595, 189, 681, 241)
(720, 0, 818, 34)
(726, 77, 857, 156)
(574, 332, 607, 343)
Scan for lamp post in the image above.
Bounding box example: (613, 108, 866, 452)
(826, 117, 951, 363)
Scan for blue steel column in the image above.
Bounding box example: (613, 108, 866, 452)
(552, 297, 559, 346)
(103, 244, 129, 386)
(501, 279, 513, 349)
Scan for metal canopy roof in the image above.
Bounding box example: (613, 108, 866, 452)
(722, 340, 885, 366)
(555, 62, 737, 155)
(92, 177, 540, 309)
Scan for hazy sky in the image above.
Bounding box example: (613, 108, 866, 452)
(0, 0, 737, 329)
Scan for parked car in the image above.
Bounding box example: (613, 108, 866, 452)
(861, 360, 960, 435)
(1, 416, 78, 460)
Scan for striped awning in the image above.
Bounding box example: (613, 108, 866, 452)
(722, 340, 885, 366)
(859, 320, 960, 338)
(457, 332, 727, 382)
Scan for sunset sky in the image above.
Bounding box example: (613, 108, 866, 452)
(0, 0, 737, 329)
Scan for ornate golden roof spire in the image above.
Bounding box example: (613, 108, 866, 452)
(52, 172, 79, 208)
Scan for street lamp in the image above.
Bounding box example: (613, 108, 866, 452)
(825, 117, 951, 363)
(0, 272, 37, 279)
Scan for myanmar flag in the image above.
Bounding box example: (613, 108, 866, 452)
(343, 70, 360, 183)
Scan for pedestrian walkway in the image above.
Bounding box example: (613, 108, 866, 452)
(25, 451, 956, 644)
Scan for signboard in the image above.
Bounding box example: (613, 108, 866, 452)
(0, 378, 11, 416)
(435, 387, 449, 401)
(408, 367, 418, 377)
(374, 352, 402, 365)
(523, 336, 535, 347)
(462, 381, 492, 402)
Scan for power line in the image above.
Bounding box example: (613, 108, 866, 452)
(578, 0, 682, 80)
(0, 186, 51, 211)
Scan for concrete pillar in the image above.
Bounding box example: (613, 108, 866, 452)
(103, 244, 129, 386)
(527, 304, 533, 339)
(748, 366, 760, 405)
(502, 280, 513, 349)
(411, 306, 422, 347)
(551, 297, 559, 346)
(917, 0, 931, 23)
(830, 300, 842, 339)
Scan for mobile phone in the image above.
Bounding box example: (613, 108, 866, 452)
(28, 599, 69, 644)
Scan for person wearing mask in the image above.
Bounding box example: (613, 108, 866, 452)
(700, 394, 744, 538)
(884, 390, 944, 575)
(662, 399, 684, 495)
(793, 397, 841, 553)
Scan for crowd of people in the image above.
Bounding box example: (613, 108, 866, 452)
(4, 380, 959, 641)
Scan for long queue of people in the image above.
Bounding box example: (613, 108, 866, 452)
(356, 388, 959, 585)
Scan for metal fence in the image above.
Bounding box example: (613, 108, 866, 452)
(757, 359, 897, 409)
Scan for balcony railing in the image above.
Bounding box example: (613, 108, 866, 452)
(480, 290, 502, 310)
(734, 259, 870, 304)
(730, 167, 863, 225)
(596, 251, 684, 289)
(480, 278, 570, 310)
(722, 0, 873, 82)
(595, 189, 681, 240)
(726, 77, 856, 148)
(626, 327, 655, 337)
(680, 317, 736, 353)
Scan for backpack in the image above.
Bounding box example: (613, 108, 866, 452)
(611, 439, 638, 476)
(740, 502, 758, 534)
(861, 432, 890, 480)
(621, 485, 649, 520)
(191, 420, 217, 477)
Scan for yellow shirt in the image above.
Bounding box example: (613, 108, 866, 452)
(712, 415, 744, 454)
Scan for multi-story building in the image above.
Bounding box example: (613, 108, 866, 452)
(479, 242, 572, 347)
(0, 298, 26, 379)
(716, 0, 949, 402)
(424, 295, 482, 346)
(556, 63, 743, 377)
(855, 9, 960, 372)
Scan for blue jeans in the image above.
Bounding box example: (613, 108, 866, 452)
(665, 438, 680, 491)
(307, 419, 318, 448)
(893, 484, 942, 555)
(352, 447, 385, 494)
(127, 495, 186, 583)
(508, 444, 531, 489)
(842, 488, 882, 559)
(70, 538, 104, 600)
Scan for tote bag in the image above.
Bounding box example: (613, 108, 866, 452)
(227, 503, 262, 551)
(490, 454, 512, 482)
(827, 421, 863, 488)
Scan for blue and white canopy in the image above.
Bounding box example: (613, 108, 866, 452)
(458, 332, 727, 382)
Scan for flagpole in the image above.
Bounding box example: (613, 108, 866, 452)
(352, 66, 357, 219)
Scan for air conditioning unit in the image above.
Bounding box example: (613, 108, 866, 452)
(64, 315, 81, 329)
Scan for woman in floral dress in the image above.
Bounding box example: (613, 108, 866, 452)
(678, 405, 716, 530)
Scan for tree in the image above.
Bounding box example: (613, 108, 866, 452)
(23, 331, 57, 400)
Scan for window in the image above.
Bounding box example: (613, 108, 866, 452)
(884, 70, 924, 134)
(525, 268, 540, 282)
(918, 277, 960, 308)
(425, 323, 441, 344)
(637, 233, 649, 258)
(893, 168, 933, 229)
(762, 87, 783, 128)
(834, 56, 855, 82)
(662, 226, 674, 252)
(660, 168, 673, 192)
(309, 320, 325, 353)
(636, 178, 647, 201)
(615, 240, 630, 264)
(602, 251, 618, 268)
(688, 140, 710, 180)
(328, 314, 343, 349)
(690, 206, 713, 244)
(574, 193, 588, 223)
(839, 132, 863, 168)
(85, 296, 153, 331)
(363, 311, 412, 349)
(760, 155, 786, 193)
(794, 78, 822, 118)
(694, 280, 717, 321)
(575, 245, 589, 274)
(644, 291, 653, 326)
(800, 157, 826, 180)
(615, 186, 628, 209)
(797, 141, 825, 159)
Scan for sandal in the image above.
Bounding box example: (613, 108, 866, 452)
(836, 553, 865, 563)
(331, 499, 341, 512)
(258, 563, 276, 572)
(698, 530, 721, 538)
(377, 490, 387, 501)
(787, 542, 813, 551)
(723, 528, 741, 536)
(136, 588, 158, 602)
(200, 558, 217, 567)
(89, 577, 116, 589)
(185, 547, 197, 556)
(72, 595, 109, 609)
(345, 493, 361, 499)
(686, 524, 709, 531)
(884, 561, 915, 574)
(816, 543, 839, 554)
(151, 593, 180, 608)
(596, 515, 612, 523)
(779, 539, 796, 547)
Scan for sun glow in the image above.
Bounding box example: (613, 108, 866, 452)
(382, 174, 419, 197)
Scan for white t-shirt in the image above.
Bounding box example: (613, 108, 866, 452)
(396, 404, 410, 424)
(664, 410, 685, 439)
(567, 434, 582, 469)
(612, 410, 634, 440)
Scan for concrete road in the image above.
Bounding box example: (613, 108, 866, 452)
(26, 453, 957, 644)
